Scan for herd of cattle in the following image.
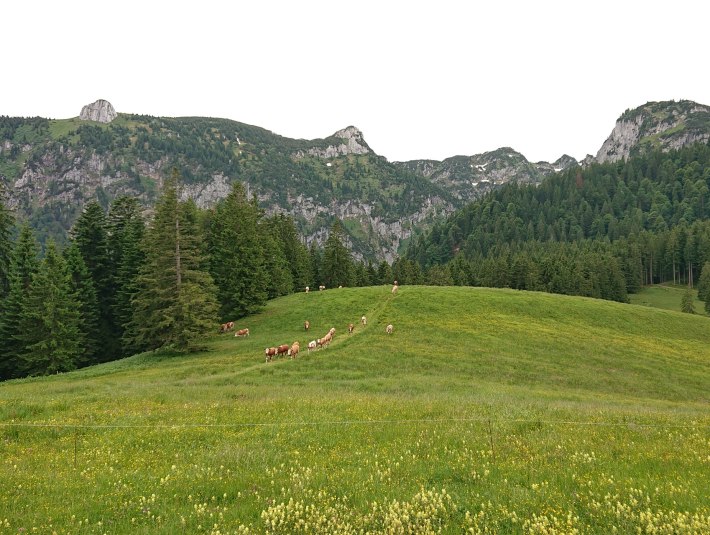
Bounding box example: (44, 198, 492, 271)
(220, 283, 399, 362)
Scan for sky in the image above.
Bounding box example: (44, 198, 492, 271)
(2, 0, 709, 163)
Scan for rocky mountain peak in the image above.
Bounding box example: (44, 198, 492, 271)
(595, 100, 710, 164)
(297, 125, 371, 159)
(79, 99, 117, 123)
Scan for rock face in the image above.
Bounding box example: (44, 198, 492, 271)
(595, 100, 710, 164)
(396, 148, 578, 203)
(79, 99, 117, 123)
(295, 126, 371, 159)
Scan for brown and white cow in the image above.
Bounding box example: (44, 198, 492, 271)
(220, 321, 235, 333)
(265, 347, 278, 362)
(386, 324, 393, 335)
(276, 344, 290, 358)
(307, 340, 317, 353)
(304, 320, 310, 331)
(348, 323, 354, 334)
(288, 341, 300, 359)
(234, 328, 249, 337)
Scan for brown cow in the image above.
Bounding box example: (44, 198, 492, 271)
(386, 324, 393, 335)
(265, 347, 277, 362)
(288, 341, 300, 359)
(234, 328, 250, 337)
(348, 323, 354, 334)
(304, 320, 310, 331)
(220, 321, 235, 333)
(276, 344, 290, 358)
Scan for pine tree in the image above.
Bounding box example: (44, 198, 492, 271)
(262, 229, 293, 299)
(0, 183, 14, 299)
(321, 220, 355, 288)
(696, 261, 710, 303)
(309, 241, 322, 288)
(107, 196, 146, 354)
(127, 169, 218, 352)
(17, 241, 82, 376)
(681, 286, 697, 314)
(72, 201, 119, 360)
(207, 182, 268, 319)
(64, 243, 101, 367)
(0, 225, 40, 380)
(267, 214, 311, 292)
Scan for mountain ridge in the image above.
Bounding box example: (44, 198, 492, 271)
(2, 99, 709, 260)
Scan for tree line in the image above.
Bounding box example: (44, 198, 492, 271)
(404, 142, 710, 301)
(0, 171, 393, 381)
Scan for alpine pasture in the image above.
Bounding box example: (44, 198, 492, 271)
(1, 286, 709, 534)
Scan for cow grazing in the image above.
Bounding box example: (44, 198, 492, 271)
(219, 321, 234, 333)
(265, 347, 277, 362)
(288, 341, 300, 359)
(319, 285, 325, 291)
(316, 337, 325, 349)
(276, 344, 290, 357)
(304, 320, 310, 331)
(348, 323, 354, 334)
(234, 328, 250, 337)
(361, 315, 367, 326)
(307, 340, 317, 353)
(386, 324, 393, 335)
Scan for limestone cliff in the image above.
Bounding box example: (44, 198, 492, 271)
(595, 100, 710, 164)
(79, 99, 117, 123)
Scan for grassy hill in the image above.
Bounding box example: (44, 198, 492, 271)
(1, 287, 709, 533)
(629, 283, 706, 314)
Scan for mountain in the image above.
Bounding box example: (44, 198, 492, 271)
(1, 109, 454, 261)
(595, 99, 710, 163)
(2, 99, 710, 260)
(395, 148, 578, 202)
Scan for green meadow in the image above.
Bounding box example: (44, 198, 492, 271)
(630, 283, 706, 315)
(1, 286, 709, 534)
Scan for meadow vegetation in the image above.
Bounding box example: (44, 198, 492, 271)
(1, 286, 709, 533)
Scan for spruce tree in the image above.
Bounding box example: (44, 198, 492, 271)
(321, 220, 355, 288)
(267, 214, 311, 291)
(262, 229, 293, 299)
(127, 169, 218, 352)
(107, 196, 146, 353)
(309, 241, 322, 288)
(0, 183, 14, 298)
(207, 181, 268, 319)
(17, 241, 82, 376)
(64, 243, 101, 367)
(681, 286, 697, 314)
(0, 225, 40, 380)
(696, 261, 710, 303)
(72, 201, 119, 360)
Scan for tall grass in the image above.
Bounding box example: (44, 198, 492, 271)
(1, 286, 708, 533)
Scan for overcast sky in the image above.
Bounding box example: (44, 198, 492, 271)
(2, 0, 709, 163)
